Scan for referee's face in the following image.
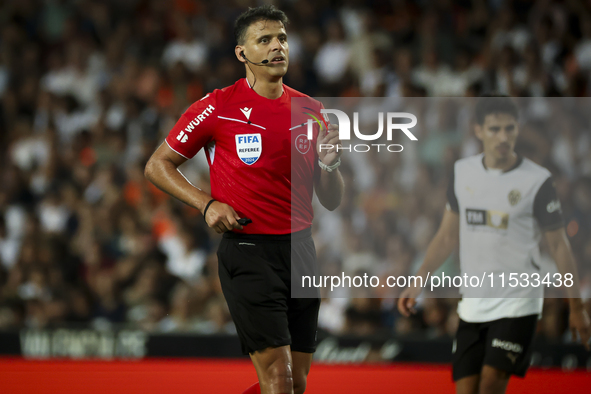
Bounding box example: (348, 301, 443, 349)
(476, 113, 519, 162)
(240, 20, 289, 78)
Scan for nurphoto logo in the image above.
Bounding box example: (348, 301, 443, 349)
(305, 109, 418, 153)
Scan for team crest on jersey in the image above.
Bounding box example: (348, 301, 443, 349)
(508, 189, 521, 206)
(235, 133, 262, 165)
(295, 134, 311, 154)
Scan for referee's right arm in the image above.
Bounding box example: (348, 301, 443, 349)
(145, 143, 243, 233)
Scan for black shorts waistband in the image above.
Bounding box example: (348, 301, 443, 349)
(223, 227, 311, 242)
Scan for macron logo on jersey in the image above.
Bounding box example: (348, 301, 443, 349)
(176, 104, 215, 143)
(240, 107, 252, 120)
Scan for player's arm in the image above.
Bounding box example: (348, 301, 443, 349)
(534, 176, 590, 350)
(397, 207, 460, 316)
(314, 123, 344, 211)
(544, 228, 590, 350)
(144, 143, 243, 233)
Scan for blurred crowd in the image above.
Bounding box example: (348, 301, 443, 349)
(0, 0, 590, 346)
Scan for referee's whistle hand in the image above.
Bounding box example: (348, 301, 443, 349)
(204, 201, 244, 233)
(317, 123, 343, 166)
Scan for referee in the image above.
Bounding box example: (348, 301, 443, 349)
(398, 97, 590, 394)
(145, 6, 343, 394)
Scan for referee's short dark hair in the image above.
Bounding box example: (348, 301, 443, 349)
(234, 5, 289, 45)
(474, 95, 519, 125)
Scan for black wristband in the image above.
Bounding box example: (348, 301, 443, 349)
(203, 199, 216, 222)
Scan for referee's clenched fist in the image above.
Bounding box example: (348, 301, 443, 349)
(203, 200, 243, 233)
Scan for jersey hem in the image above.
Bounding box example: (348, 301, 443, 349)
(539, 222, 565, 232)
(223, 227, 312, 242)
(458, 311, 541, 323)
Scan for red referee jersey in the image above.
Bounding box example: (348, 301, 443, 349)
(165, 78, 324, 235)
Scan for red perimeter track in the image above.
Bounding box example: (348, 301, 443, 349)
(1, 358, 589, 394)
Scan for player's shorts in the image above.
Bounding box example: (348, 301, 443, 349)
(452, 314, 538, 381)
(217, 227, 320, 355)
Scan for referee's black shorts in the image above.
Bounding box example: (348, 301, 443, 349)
(217, 227, 320, 355)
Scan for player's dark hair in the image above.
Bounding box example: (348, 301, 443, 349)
(474, 95, 519, 125)
(234, 5, 289, 45)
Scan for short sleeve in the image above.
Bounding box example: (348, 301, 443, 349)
(446, 167, 459, 212)
(165, 92, 218, 159)
(533, 176, 564, 231)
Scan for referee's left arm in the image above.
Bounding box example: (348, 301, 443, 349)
(315, 123, 344, 211)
